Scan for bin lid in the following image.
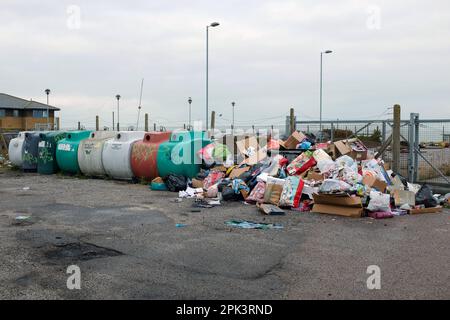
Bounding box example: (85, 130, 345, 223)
(90, 131, 117, 140)
(114, 131, 146, 142)
(65, 130, 92, 141)
(142, 131, 172, 143)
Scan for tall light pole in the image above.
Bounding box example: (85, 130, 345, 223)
(206, 21, 220, 131)
(320, 50, 333, 140)
(231, 101, 235, 134)
(116, 94, 121, 131)
(188, 97, 192, 130)
(45, 89, 51, 129)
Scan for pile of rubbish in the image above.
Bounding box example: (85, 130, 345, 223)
(152, 131, 447, 218)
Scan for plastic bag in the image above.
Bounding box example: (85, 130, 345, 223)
(317, 159, 337, 175)
(164, 174, 188, 192)
(319, 179, 351, 193)
(206, 184, 219, 198)
(246, 181, 266, 203)
(203, 171, 225, 190)
(415, 184, 438, 208)
(367, 190, 391, 212)
(197, 143, 215, 165)
(222, 186, 242, 201)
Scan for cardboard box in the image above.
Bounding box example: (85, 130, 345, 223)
(236, 136, 267, 165)
(409, 206, 442, 215)
(306, 171, 324, 181)
(333, 138, 368, 160)
(312, 194, 363, 218)
(362, 175, 388, 192)
(392, 190, 416, 207)
(279, 131, 306, 150)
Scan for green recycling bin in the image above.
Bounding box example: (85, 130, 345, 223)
(157, 130, 211, 178)
(38, 131, 67, 174)
(56, 131, 92, 174)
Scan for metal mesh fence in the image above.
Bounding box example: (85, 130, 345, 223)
(295, 118, 450, 186)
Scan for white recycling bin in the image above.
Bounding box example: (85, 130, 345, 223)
(78, 131, 117, 177)
(8, 131, 29, 168)
(102, 131, 146, 180)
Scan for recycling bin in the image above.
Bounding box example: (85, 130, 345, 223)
(102, 131, 146, 180)
(37, 131, 67, 174)
(22, 132, 41, 171)
(130, 132, 172, 181)
(157, 130, 211, 178)
(56, 131, 92, 174)
(8, 131, 29, 168)
(78, 131, 117, 177)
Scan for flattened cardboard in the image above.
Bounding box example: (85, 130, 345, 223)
(191, 178, 204, 189)
(236, 136, 259, 156)
(279, 131, 306, 150)
(392, 190, 416, 207)
(409, 206, 442, 215)
(257, 203, 285, 215)
(312, 193, 363, 218)
(229, 166, 250, 179)
(363, 175, 388, 192)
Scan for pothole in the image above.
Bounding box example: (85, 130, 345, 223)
(44, 242, 123, 263)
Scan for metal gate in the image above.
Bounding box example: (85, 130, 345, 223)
(292, 114, 450, 188)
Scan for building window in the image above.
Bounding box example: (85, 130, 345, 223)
(13, 110, 19, 117)
(32, 110, 48, 118)
(0, 109, 4, 118)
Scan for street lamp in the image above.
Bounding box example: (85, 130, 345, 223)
(188, 97, 192, 130)
(231, 101, 235, 134)
(206, 21, 220, 131)
(116, 94, 121, 131)
(320, 50, 333, 141)
(45, 89, 51, 129)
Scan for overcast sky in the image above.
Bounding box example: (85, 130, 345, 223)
(1, 0, 449, 129)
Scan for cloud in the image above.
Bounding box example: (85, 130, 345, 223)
(0, 0, 449, 131)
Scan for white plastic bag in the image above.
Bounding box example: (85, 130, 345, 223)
(367, 190, 391, 212)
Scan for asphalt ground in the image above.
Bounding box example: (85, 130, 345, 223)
(0, 169, 449, 299)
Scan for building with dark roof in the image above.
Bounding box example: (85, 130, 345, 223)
(0, 93, 60, 131)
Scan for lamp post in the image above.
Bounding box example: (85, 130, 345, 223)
(206, 21, 220, 131)
(320, 50, 333, 141)
(188, 97, 192, 130)
(116, 94, 121, 131)
(45, 89, 51, 129)
(231, 101, 235, 134)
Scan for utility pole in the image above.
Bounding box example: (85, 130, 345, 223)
(319, 50, 333, 140)
(392, 104, 401, 173)
(145, 113, 149, 132)
(231, 101, 235, 134)
(45, 89, 51, 130)
(206, 22, 220, 131)
(96, 115, 99, 131)
(116, 94, 121, 131)
(210, 111, 216, 138)
(188, 97, 192, 130)
(112, 112, 115, 131)
(290, 108, 295, 134)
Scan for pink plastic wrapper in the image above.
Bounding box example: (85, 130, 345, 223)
(203, 171, 225, 190)
(246, 181, 266, 204)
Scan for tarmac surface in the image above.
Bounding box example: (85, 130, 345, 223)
(0, 169, 449, 300)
